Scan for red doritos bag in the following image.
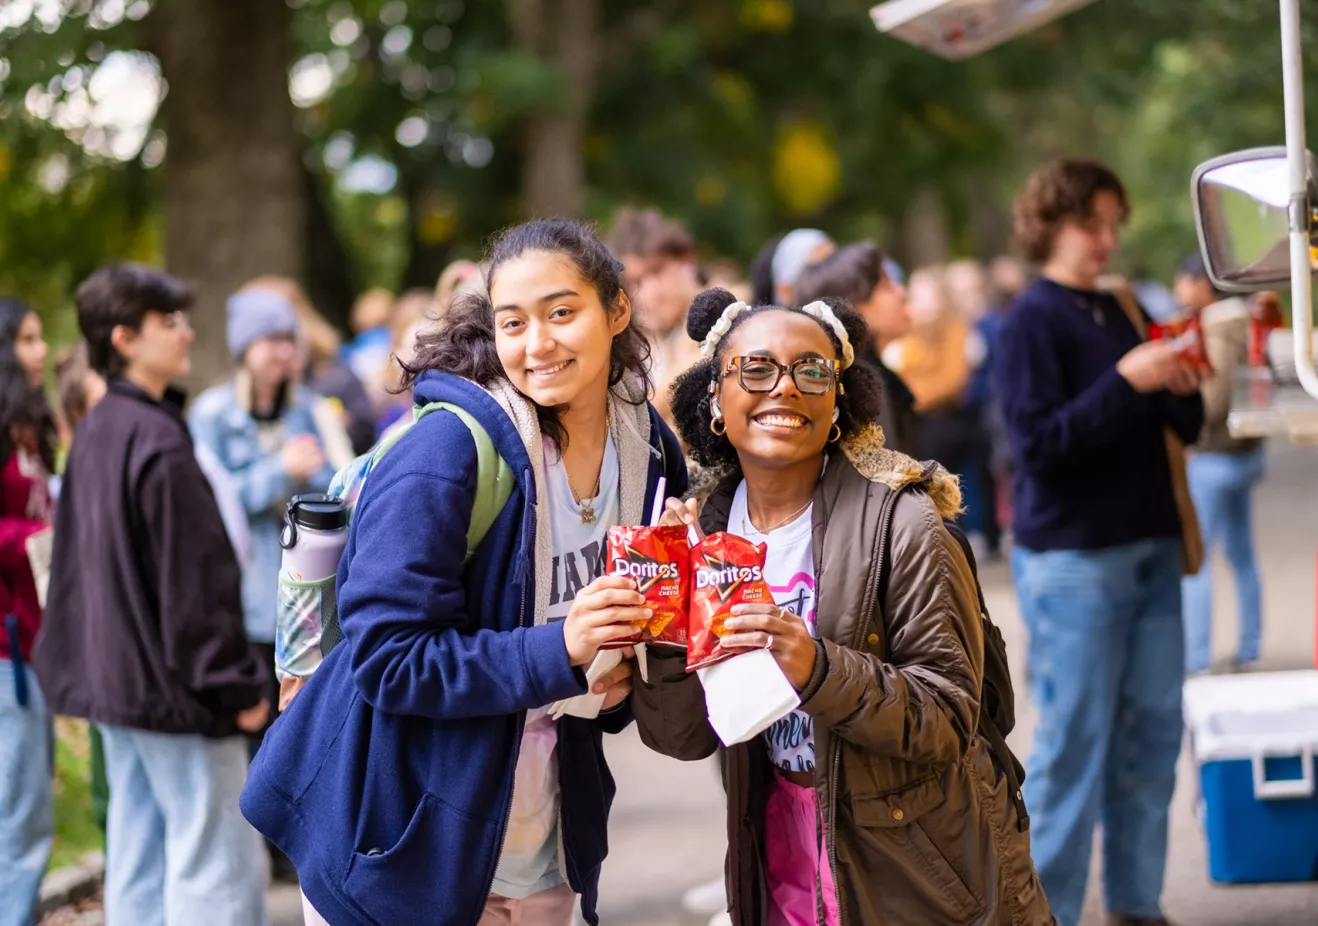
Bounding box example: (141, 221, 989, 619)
(1149, 315, 1214, 375)
(687, 532, 773, 672)
(605, 525, 691, 650)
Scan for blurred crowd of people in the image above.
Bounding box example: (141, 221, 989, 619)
(607, 207, 1031, 563)
(0, 156, 1282, 926)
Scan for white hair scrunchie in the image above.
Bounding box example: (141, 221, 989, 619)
(699, 301, 750, 358)
(800, 300, 855, 369)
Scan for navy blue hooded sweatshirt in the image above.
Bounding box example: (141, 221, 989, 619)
(241, 372, 687, 926)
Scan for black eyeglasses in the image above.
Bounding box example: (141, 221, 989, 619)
(713, 355, 842, 396)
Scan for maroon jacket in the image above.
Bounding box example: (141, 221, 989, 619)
(0, 446, 52, 663)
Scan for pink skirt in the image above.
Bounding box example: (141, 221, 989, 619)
(764, 772, 840, 926)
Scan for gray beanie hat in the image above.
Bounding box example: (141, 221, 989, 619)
(226, 288, 299, 359)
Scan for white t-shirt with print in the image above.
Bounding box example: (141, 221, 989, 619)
(491, 434, 620, 899)
(728, 481, 819, 774)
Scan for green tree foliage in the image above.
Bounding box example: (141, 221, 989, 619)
(2, 0, 1316, 346)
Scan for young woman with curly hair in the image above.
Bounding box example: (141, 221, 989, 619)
(632, 288, 1051, 926)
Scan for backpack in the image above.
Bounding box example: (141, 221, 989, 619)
(876, 481, 1030, 832)
(317, 401, 514, 654)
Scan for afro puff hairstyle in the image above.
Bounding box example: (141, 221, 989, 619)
(670, 288, 885, 475)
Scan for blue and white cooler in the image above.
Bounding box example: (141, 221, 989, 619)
(1184, 670, 1318, 884)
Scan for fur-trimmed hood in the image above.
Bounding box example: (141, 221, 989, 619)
(840, 424, 962, 519)
(687, 423, 962, 520)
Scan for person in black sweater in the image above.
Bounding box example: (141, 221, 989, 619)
(34, 264, 272, 926)
(993, 160, 1204, 926)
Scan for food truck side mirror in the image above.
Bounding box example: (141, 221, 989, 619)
(1192, 145, 1318, 294)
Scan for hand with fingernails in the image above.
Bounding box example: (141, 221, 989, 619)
(662, 496, 816, 689)
(719, 604, 817, 690)
(659, 497, 706, 541)
(563, 575, 648, 667)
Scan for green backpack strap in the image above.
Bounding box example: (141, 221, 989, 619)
(410, 401, 514, 565)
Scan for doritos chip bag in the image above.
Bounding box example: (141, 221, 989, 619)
(1149, 315, 1214, 375)
(605, 525, 690, 650)
(687, 532, 773, 672)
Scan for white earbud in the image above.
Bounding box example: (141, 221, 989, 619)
(711, 397, 723, 419)
(832, 407, 840, 424)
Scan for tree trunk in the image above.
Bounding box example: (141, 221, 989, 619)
(901, 188, 950, 269)
(511, 0, 599, 218)
(148, 0, 304, 391)
(303, 165, 356, 334)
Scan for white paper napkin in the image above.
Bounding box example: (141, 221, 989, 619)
(549, 648, 623, 720)
(697, 648, 801, 747)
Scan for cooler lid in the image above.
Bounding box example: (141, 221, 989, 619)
(1184, 670, 1318, 762)
(869, 0, 1100, 61)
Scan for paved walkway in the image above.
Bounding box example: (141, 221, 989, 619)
(272, 440, 1318, 925)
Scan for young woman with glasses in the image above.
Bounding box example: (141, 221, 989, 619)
(631, 288, 1052, 926)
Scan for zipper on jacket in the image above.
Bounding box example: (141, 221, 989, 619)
(478, 467, 535, 919)
(826, 484, 904, 926)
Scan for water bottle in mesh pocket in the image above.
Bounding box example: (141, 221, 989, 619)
(275, 574, 340, 681)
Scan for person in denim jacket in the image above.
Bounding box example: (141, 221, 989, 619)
(189, 288, 344, 879)
(191, 289, 341, 649)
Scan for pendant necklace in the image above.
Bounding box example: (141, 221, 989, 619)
(565, 464, 601, 525)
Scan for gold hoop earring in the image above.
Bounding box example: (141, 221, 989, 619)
(710, 417, 727, 436)
(829, 423, 842, 443)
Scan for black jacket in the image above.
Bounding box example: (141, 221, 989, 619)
(861, 345, 920, 458)
(34, 380, 268, 737)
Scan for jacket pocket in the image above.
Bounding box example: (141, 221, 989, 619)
(850, 775, 986, 922)
(343, 792, 497, 926)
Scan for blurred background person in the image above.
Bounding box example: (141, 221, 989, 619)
(608, 207, 703, 423)
(1173, 252, 1265, 675)
(341, 287, 395, 388)
(757, 227, 835, 306)
(986, 255, 1032, 540)
(989, 254, 1031, 311)
(36, 265, 271, 926)
(947, 258, 1005, 557)
(434, 258, 482, 313)
(374, 287, 437, 435)
(53, 340, 115, 840)
(994, 159, 1204, 926)
(884, 266, 970, 411)
(243, 276, 377, 457)
(794, 240, 920, 454)
(883, 266, 999, 552)
(703, 257, 752, 303)
(748, 232, 787, 306)
(0, 297, 55, 926)
(54, 341, 106, 459)
(1132, 264, 1181, 324)
(189, 287, 344, 881)
(55, 336, 254, 846)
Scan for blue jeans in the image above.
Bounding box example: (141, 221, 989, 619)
(1182, 450, 1265, 673)
(99, 725, 269, 926)
(0, 659, 53, 926)
(1012, 539, 1184, 926)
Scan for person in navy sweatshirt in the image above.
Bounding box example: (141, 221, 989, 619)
(993, 160, 1205, 926)
(241, 218, 688, 926)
